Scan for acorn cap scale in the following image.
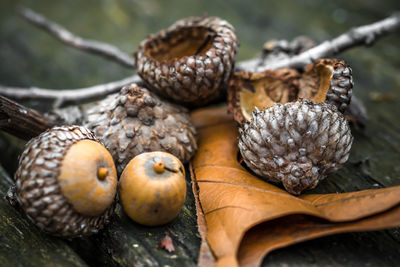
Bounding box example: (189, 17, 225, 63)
(239, 100, 353, 195)
(14, 125, 117, 237)
(83, 84, 197, 174)
(134, 16, 238, 106)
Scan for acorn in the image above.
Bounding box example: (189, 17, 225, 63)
(228, 59, 353, 125)
(119, 152, 186, 226)
(134, 16, 239, 106)
(14, 125, 118, 237)
(239, 100, 353, 195)
(49, 83, 197, 174)
(229, 59, 354, 194)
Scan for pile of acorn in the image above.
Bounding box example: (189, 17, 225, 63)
(13, 125, 187, 237)
(8, 15, 354, 238)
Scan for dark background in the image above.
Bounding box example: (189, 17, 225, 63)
(0, 0, 399, 266)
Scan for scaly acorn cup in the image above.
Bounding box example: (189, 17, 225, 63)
(14, 125, 118, 237)
(228, 59, 353, 125)
(134, 16, 239, 106)
(48, 84, 198, 174)
(239, 100, 353, 195)
(119, 151, 186, 226)
(82, 84, 197, 174)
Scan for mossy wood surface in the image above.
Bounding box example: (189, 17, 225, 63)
(0, 166, 87, 267)
(1, 0, 400, 266)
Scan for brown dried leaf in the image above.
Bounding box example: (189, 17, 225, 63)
(238, 206, 400, 266)
(192, 167, 216, 267)
(190, 106, 400, 267)
(158, 234, 175, 253)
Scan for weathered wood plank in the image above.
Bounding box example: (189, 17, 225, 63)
(264, 230, 400, 266)
(69, 169, 200, 267)
(0, 165, 88, 267)
(0, 156, 200, 266)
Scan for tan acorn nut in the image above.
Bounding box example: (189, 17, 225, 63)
(228, 59, 353, 125)
(239, 100, 353, 195)
(14, 125, 118, 237)
(119, 152, 186, 226)
(134, 16, 239, 106)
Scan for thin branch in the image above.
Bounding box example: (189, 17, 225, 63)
(237, 12, 400, 72)
(0, 75, 140, 108)
(0, 12, 399, 106)
(0, 96, 54, 139)
(18, 7, 136, 69)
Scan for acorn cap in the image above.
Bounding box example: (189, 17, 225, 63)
(119, 151, 186, 226)
(239, 100, 353, 195)
(134, 16, 238, 106)
(14, 125, 117, 237)
(83, 84, 197, 174)
(228, 59, 353, 125)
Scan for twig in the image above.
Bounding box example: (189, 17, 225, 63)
(237, 12, 400, 72)
(0, 75, 140, 108)
(0, 96, 54, 139)
(0, 12, 399, 105)
(18, 7, 136, 69)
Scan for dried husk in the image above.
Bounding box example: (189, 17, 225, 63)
(228, 59, 353, 125)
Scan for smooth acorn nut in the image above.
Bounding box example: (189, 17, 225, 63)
(14, 125, 118, 237)
(119, 152, 186, 226)
(134, 16, 239, 106)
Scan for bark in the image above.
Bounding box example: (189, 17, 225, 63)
(0, 96, 54, 140)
